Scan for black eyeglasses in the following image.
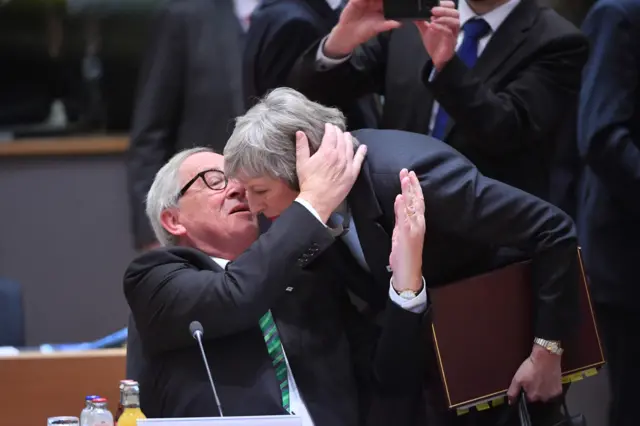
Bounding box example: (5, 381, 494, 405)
(179, 169, 228, 198)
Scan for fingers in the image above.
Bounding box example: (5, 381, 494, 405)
(431, 3, 459, 18)
(320, 123, 337, 151)
(344, 131, 354, 166)
(506, 378, 521, 405)
(351, 144, 368, 176)
(437, 0, 456, 8)
(430, 16, 458, 29)
(396, 193, 407, 225)
(409, 171, 425, 215)
(427, 22, 454, 36)
(374, 20, 402, 33)
(295, 131, 311, 164)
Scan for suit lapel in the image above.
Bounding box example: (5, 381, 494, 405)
(441, 0, 538, 139)
(347, 160, 393, 299)
(474, 0, 537, 82)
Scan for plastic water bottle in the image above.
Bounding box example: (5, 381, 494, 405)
(88, 398, 114, 426)
(80, 395, 100, 426)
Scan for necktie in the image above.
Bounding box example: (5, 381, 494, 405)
(259, 311, 290, 411)
(431, 18, 491, 140)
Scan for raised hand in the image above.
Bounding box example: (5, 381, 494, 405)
(324, 0, 401, 58)
(414, 1, 459, 70)
(296, 123, 367, 223)
(389, 169, 426, 292)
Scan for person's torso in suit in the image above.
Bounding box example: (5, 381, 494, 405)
(243, 0, 380, 129)
(126, 246, 378, 425)
(290, 0, 586, 206)
(576, 0, 640, 306)
(172, 0, 246, 152)
(385, 0, 583, 201)
(344, 128, 578, 426)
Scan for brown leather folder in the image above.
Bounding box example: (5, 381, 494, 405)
(429, 249, 605, 409)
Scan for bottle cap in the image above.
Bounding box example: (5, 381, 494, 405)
(92, 398, 107, 403)
(85, 395, 101, 401)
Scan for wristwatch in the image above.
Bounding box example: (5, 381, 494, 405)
(534, 337, 564, 355)
(392, 276, 426, 300)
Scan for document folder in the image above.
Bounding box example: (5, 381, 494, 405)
(139, 416, 302, 426)
(429, 249, 605, 409)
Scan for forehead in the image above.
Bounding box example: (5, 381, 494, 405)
(180, 152, 224, 179)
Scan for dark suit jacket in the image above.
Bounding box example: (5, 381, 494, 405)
(347, 129, 580, 340)
(289, 0, 588, 210)
(124, 202, 424, 423)
(343, 129, 580, 422)
(577, 0, 640, 306)
(127, 0, 246, 249)
(243, 0, 380, 130)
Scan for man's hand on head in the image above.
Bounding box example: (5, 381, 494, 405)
(506, 343, 563, 405)
(296, 123, 367, 223)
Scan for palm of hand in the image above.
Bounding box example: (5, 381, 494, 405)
(424, 26, 456, 65)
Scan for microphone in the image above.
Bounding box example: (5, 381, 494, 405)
(189, 321, 224, 417)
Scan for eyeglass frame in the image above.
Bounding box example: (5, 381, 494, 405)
(178, 168, 228, 198)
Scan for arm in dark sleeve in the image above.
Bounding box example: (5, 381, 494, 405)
(288, 32, 390, 107)
(414, 148, 580, 341)
(578, 1, 640, 213)
(123, 203, 335, 355)
(425, 34, 588, 157)
(126, 3, 186, 249)
(251, 18, 323, 98)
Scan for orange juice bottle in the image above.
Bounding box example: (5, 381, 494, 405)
(116, 381, 146, 426)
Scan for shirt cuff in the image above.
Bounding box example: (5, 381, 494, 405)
(388, 277, 428, 314)
(294, 197, 327, 227)
(315, 36, 351, 71)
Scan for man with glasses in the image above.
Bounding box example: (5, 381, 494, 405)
(123, 133, 429, 423)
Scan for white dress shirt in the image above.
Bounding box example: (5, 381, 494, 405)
(314, 0, 521, 131)
(210, 197, 427, 425)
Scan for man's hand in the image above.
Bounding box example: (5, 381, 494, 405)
(414, 1, 459, 71)
(390, 169, 425, 292)
(324, 0, 400, 58)
(296, 123, 367, 222)
(507, 344, 563, 404)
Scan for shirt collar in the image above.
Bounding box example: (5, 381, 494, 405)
(458, 0, 521, 33)
(211, 257, 230, 268)
(326, 0, 342, 10)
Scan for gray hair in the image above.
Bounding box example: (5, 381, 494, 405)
(224, 87, 347, 189)
(146, 146, 214, 246)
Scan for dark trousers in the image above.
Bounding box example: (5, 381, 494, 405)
(595, 302, 640, 426)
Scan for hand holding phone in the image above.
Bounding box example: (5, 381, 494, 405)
(324, 0, 401, 58)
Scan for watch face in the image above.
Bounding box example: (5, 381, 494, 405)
(549, 342, 558, 351)
(399, 290, 416, 300)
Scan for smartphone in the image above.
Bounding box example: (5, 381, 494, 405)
(383, 0, 440, 20)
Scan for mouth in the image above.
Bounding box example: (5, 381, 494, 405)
(229, 204, 251, 215)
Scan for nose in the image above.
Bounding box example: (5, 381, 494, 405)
(225, 180, 247, 201)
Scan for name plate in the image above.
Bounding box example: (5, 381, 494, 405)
(138, 416, 302, 426)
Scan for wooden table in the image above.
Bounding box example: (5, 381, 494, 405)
(0, 135, 128, 157)
(0, 348, 126, 426)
